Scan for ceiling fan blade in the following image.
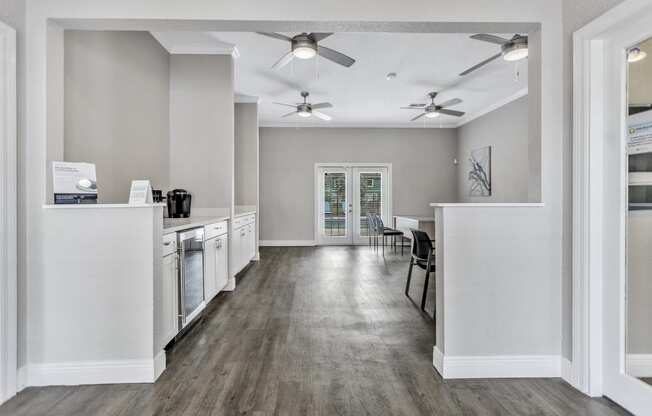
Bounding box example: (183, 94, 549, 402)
(311, 102, 333, 109)
(410, 113, 426, 121)
(281, 111, 297, 118)
(272, 51, 294, 69)
(400, 107, 425, 110)
(408, 104, 427, 107)
(470, 34, 510, 45)
(273, 101, 297, 108)
(459, 53, 502, 76)
(438, 98, 462, 108)
(257, 32, 293, 42)
(312, 110, 332, 121)
(309, 33, 333, 42)
(317, 46, 356, 67)
(438, 109, 466, 117)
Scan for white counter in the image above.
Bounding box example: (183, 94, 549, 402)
(430, 203, 544, 208)
(163, 215, 229, 234)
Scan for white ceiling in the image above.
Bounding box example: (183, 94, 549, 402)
(154, 31, 529, 128)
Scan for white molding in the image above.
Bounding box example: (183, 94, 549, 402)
(455, 88, 529, 127)
(433, 351, 561, 379)
(561, 357, 573, 385)
(16, 366, 26, 392)
(0, 21, 17, 405)
(259, 240, 316, 247)
(150, 31, 239, 56)
(153, 350, 166, 380)
(234, 94, 261, 104)
(25, 359, 160, 387)
(571, 0, 652, 401)
(626, 354, 652, 378)
(432, 346, 444, 376)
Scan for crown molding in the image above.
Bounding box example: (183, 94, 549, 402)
(150, 32, 239, 57)
(234, 94, 261, 104)
(455, 88, 528, 127)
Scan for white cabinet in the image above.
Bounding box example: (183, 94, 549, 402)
(157, 234, 179, 350)
(232, 214, 256, 274)
(204, 221, 229, 301)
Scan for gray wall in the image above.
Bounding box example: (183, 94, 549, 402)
(260, 127, 458, 241)
(64, 31, 170, 203)
(561, 0, 626, 360)
(170, 55, 234, 211)
(456, 96, 529, 203)
(235, 103, 259, 206)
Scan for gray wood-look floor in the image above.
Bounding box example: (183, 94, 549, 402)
(1, 246, 632, 415)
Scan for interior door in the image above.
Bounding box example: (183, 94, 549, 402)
(317, 166, 352, 245)
(352, 167, 388, 245)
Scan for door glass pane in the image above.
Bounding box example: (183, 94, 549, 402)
(626, 37, 652, 386)
(359, 172, 382, 236)
(323, 172, 346, 237)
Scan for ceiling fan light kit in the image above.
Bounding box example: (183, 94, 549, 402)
(257, 32, 356, 69)
(459, 34, 529, 76)
(628, 47, 647, 63)
(273, 91, 334, 121)
(402, 91, 465, 122)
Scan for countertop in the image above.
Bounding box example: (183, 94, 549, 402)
(163, 216, 230, 234)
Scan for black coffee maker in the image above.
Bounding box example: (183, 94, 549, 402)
(167, 189, 192, 218)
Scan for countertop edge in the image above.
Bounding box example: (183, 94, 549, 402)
(429, 203, 545, 208)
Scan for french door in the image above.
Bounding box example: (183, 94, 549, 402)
(315, 164, 391, 245)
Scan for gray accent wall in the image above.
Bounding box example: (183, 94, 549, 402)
(169, 55, 234, 211)
(259, 127, 458, 242)
(456, 96, 529, 203)
(64, 31, 170, 203)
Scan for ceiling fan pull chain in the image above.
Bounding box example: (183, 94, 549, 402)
(514, 61, 520, 82)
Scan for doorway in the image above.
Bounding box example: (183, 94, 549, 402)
(315, 163, 391, 245)
(573, 1, 652, 414)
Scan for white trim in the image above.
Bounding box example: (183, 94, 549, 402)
(0, 21, 17, 405)
(561, 357, 573, 385)
(455, 88, 529, 127)
(153, 350, 166, 380)
(234, 94, 261, 104)
(430, 203, 544, 207)
(433, 348, 561, 379)
(259, 240, 316, 247)
(626, 355, 652, 378)
(24, 359, 161, 387)
(569, 0, 650, 413)
(150, 31, 239, 56)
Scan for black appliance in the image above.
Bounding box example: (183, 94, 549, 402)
(152, 189, 164, 203)
(167, 189, 192, 218)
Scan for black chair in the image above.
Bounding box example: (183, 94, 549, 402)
(405, 228, 435, 314)
(374, 214, 404, 255)
(366, 213, 375, 248)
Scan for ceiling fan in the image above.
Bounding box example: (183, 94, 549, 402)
(257, 32, 356, 69)
(459, 34, 529, 76)
(274, 91, 333, 120)
(402, 92, 465, 121)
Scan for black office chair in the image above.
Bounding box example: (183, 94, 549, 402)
(374, 214, 404, 255)
(405, 228, 435, 315)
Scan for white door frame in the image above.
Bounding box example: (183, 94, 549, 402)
(0, 21, 17, 404)
(572, 0, 652, 409)
(314, 163, 392, 246)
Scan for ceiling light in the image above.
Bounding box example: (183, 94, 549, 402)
(297, 110, 311, 117)
(425, 111, 440, 118)
(628, 47, 647, 63)
(503, 42, 529, 61)
(293, 46, 316, 60)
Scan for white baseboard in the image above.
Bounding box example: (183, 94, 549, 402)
(17, 366, 27, 392)
(259, 240, 316, 247)
(561, 357, 573, 385)
(432, 347, 561, 379)
(24, 358, 160, 387)
(626, 354, 652, 377)
(222, 277, 236, 292)
(153, 350, 166, 380)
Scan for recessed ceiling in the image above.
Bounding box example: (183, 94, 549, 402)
(155, 31, 529, 127)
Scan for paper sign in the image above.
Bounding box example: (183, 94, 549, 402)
(628, 110, 652, 154)
(129, 180, 153, 205)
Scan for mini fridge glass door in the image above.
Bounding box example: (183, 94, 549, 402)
(178, 227, 205, 328)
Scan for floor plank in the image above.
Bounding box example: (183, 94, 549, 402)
(0, 246, 633, 415)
